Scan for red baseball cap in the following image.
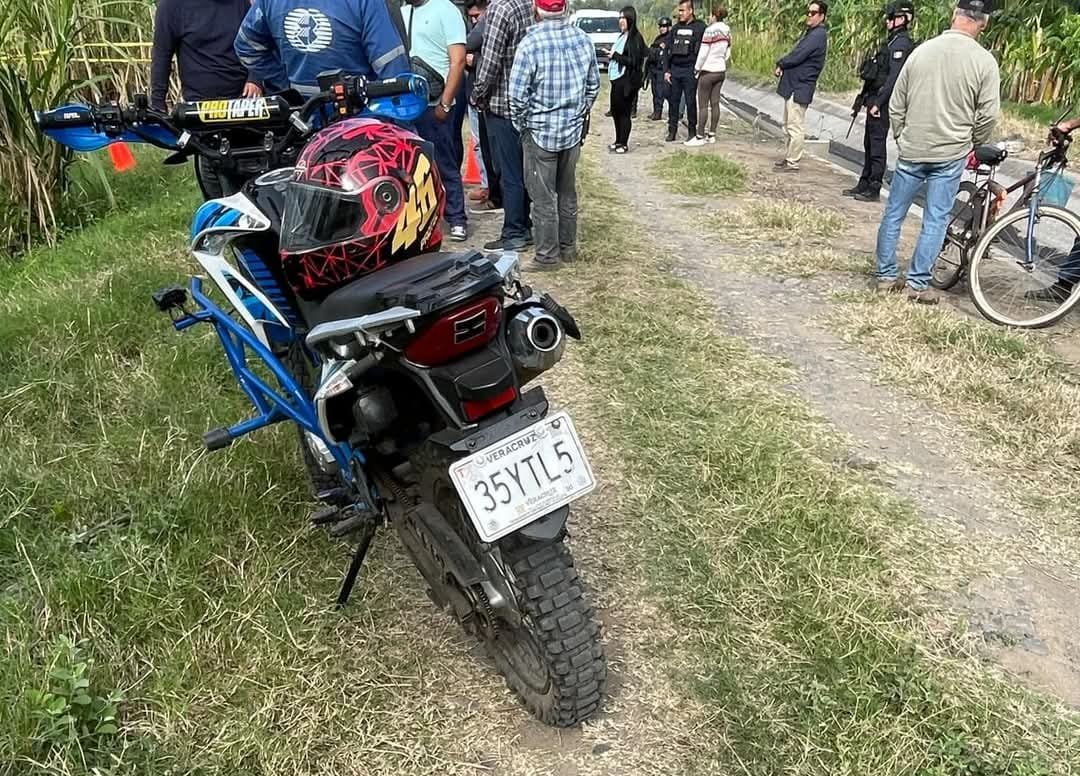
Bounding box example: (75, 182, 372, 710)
(536, 0, 566, 12)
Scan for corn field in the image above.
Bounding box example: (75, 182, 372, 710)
(0, 0, 154, 254)
(632, 0, 1080, 98)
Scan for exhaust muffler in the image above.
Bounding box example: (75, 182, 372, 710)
(507, 306, 565, 382)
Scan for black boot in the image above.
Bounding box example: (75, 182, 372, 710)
(666, 131, 677, 142)
(842, 184, 867, 197)
(853, 189, 881, 203)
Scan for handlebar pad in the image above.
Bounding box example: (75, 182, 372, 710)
(171, 95, 293, 130)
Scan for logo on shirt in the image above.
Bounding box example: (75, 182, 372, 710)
(283, 8, 333, 53)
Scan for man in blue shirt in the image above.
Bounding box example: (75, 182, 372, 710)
(509, 0, 598, 270)
(402, 0, 469, 241)
(234, 0, 410, 95)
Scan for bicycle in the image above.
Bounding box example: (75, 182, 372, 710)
(930, 116, 1080, 328)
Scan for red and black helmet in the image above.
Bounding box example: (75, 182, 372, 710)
(279, 118, 445, 299)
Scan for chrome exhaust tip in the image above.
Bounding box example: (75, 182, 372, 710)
(507, 306, 565, 379)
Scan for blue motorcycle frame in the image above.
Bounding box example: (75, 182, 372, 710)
(40, 78, 430, 526)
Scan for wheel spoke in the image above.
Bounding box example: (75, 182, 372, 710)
(970, 207, 1080, 328)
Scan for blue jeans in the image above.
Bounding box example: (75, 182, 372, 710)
(415, 107, 467, 228)
(486, 112, 531, 243)
(875, 158, 966, 290)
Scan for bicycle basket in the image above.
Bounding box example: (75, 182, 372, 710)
(1039, 168, 1074, 207)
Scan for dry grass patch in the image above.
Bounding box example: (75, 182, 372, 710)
(826, 294, 1080, 518)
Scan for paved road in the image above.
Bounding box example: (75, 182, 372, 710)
(722, 76, 1080, 217)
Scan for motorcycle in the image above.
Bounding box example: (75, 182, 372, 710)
(35, 72, 606, 726)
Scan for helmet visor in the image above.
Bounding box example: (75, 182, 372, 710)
(279, 182, 366, 254)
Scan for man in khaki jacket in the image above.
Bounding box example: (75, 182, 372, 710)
(873, 0, 1000, 304)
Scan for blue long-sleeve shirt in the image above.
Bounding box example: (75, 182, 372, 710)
(235, 0, 410, 95)
(509, 19, 599, 152)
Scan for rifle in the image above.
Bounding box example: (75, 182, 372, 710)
(846, 91, 866, 139)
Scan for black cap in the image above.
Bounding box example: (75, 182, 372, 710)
(658, 16, 671, 26)
(956, 0, 992, 12)
(885, 1, 914, 17)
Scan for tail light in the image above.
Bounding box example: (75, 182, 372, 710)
(462, 385, 518, 421)
(405, 297, 502, 367)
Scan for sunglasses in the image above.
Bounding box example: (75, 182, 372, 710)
(806, 8, 821, 15)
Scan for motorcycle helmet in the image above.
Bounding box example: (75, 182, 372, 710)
(658, 16, 671, 27)
(279, 118, 444, 299)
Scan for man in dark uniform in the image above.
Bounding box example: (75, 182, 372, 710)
(646, 17, 671, 120)
(663, 0, 706, 143)
(844, 1, 915, 202)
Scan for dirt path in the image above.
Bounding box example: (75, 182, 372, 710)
(407, 200, 711, 776)
(590, 113, 1080, 707)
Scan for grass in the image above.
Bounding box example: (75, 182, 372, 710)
(649, 151, 747, 195)
(4, 113, 1080, 774)
(691, 198, 857, 277)
(1003, 100, 1068, 127)
(0, 162, 516, 775)
(726, 199, 846, 238)
(825, 295, 1080, 516)
(570, 153, 1080, 774)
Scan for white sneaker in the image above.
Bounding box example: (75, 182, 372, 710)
(449, 225, 467, 241)
(706, 133, 716, 144)
(684, 136, 707, 147)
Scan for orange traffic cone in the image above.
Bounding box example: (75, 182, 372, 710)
(108, 142, 136, 173)
(463, 139, 482, 186)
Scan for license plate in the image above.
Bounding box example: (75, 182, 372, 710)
(449, 412, 596, 543)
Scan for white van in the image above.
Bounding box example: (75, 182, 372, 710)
(570, 9, 621, 71)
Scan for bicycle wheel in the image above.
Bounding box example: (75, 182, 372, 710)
(931, 182, 979, 291)
(968, 204, 1080, 328)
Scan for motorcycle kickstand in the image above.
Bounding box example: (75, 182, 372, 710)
(336, 519, 378, 609)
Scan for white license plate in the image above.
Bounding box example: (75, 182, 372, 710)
(449, 411, 596, 543)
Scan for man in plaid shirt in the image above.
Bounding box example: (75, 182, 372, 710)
(509, 0, 598, 269)
(472, 0, 534, 251)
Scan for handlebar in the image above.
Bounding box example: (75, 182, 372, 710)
(34, 72, 426, 162)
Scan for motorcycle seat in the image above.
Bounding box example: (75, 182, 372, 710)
(974, 144, 1008, 167)
(299, 250, 502, 328)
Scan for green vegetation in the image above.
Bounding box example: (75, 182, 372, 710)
(632, 0, 1080, 113)
(0, 0, 155, 253)
(5, 76, 1080, 775)
(649, 150, 748, 194)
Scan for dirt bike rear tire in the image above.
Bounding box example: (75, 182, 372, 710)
(414, 446, 607, 726)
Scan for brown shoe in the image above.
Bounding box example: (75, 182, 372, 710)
(468, 188, 489, 202)
(875, 278, 904, 293)
(529, 258, 560, 272)
(905, 286, 940, 305)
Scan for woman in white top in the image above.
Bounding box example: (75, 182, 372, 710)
(687, 5, 731, 146)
